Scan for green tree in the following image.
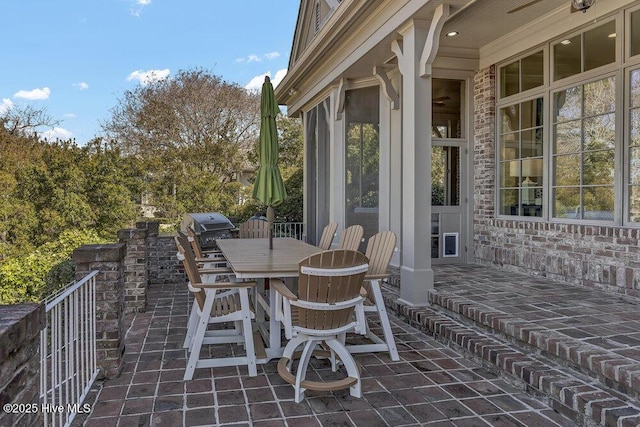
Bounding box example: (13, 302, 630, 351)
(0, 229, 108, 304)
(102, 69, 261, 222)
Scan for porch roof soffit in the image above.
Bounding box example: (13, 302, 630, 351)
(280, 0, 615, 111)
(276, 0, 477, 114)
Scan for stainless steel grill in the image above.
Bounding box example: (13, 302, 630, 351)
(181, 212, 235, 250)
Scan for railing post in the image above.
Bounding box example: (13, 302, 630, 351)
(72, 244, 126, 379)
(0, 303, 45, 427)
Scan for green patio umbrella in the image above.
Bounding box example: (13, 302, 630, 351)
(253, 75, 287, 249)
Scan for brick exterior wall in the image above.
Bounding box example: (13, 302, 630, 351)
(472, 65, 640, 298)
(0, 304, 45, 427)
(149, 234, 184, 287)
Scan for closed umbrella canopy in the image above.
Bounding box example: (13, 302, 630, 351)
(253, 75, 287, 207)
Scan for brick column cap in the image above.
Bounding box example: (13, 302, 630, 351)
(0, 303, 45, 360)
(117, 228, 148, 240)
(72, 243, 126, 263)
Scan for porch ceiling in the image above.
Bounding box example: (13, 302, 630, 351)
(438, 0, 566, 50)
(342, 0, 563, 80)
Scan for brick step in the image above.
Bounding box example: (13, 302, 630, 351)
(427, 290, 640, 401)
(382, 288, 640, 426)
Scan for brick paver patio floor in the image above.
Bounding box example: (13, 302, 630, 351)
(79, 272, 577, 427)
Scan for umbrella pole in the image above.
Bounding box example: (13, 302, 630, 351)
(267, 205, 274, 249)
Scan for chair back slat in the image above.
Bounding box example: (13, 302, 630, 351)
(318, 222, 338, 250)
(175, 234, 206, 310)
(297, 250, 368, 330)
(185, 226, 206, 259)
(238, 219, 270, 238)
(337, 225, 364, 252)
(364, 231, 397, 277)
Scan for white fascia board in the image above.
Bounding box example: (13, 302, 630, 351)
(286, 0, 433, 115)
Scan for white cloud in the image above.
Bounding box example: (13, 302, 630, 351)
(245, 73, 268, 92)
(14, 87, 51, 100)
(264, 52, 280, 60)
(247, 54, 260, 63)
(244, 69, 288, 92)
(73, 82, 89, 90)
(130, 0, 151, 16)
(272, 69, 287, 87)
(63, 113, 76, 118)
(126, 69, 170, 85)
(0, 98, 14, 114)
(41, 127, 73, 141)
(235, 57, 246, 63)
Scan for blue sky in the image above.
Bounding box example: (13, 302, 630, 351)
(0, 0, 299, 144)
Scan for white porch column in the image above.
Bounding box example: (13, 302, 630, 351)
(392, 5, 449, 306)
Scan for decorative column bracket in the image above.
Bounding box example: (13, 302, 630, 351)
(373, 66, 400, 110)
(335, 77, 348, 120)
(420, 3, 450, 77)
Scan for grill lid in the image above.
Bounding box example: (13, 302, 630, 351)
(181, 212, 235, 234)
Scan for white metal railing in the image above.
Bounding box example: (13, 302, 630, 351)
(40, 270, 99, 427)
(273, 222, 305, 241)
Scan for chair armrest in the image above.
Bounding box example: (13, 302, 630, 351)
(191, 281, 257, 289)
(271, 278, 298, 301)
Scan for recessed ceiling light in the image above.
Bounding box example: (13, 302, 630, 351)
(560, 39, 571, 45)
(446, 31, 459, 37)
(608, 32, 616, 38)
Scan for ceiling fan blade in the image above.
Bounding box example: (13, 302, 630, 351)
(508, 0, 543, 14)
(433, 96, 450, 101)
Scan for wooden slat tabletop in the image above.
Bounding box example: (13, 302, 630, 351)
(216, 238, 322, 278)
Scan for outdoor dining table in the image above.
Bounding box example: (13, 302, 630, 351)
(215, 237, 322, 361)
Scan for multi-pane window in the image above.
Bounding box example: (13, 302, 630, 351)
(497, 13, 632, 222)
(500, 51, 544, 98)
(629, 69, 640, 221)
(498, 98, 544, 216)
(553, 20, 616, 81)
(552, 77, 616, 220)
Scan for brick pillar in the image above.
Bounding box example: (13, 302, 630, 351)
(72, 244, 125, 379)
(136, 221, 159, 287)
(473, 65, 497, 263)
(118, 227, 149, 313)
(0, 303, 45, 427)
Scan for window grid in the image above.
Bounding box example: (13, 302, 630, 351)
(552, 77, 616, 221)
(498, 98, 544, 217)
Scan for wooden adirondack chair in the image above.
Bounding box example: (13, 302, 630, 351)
(346, 230, 400, 361)
(238, 219, 270, 238)
(317, 221, 338, 250)
(337, 224, 364, 252)
(174, 234, 259, 379)
(272, 249, 369, 402)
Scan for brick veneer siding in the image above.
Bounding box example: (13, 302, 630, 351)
(0, 304, 45, 427)
(472, 65, 640, 298)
